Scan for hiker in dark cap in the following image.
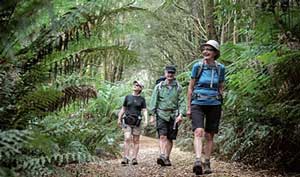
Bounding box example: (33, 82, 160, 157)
(155, 66, 177, 85)
(149, 66, 185, 166)
(165, 66, 176, 73)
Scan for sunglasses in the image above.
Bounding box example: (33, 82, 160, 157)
(201, 47, 215, 52)
(134, 84, 142, 88)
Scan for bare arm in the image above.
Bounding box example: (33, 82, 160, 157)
(142, 108, 148, 127)
(219, 82, 224, 96)
(187, 79, 196, 118)
(117, 106, 126, 127)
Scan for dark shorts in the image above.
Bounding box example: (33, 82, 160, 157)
(191, 104, 222, 133)
(156, 117, 178, 140)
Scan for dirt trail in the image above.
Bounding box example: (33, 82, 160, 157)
(64, 136, 284, 177)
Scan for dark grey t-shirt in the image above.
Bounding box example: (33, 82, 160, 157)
(123, 95, 146, 117)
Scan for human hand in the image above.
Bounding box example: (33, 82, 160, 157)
(149, 116, 156, 125)
(186, 108, 191, 119)
(117, 118, 122, 128)
(176, 115, 183, 124)
(143, 122, 148, 128)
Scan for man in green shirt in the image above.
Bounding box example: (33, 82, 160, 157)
(149, 66, 185, 166)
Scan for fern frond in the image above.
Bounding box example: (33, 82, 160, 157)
(272, 51, 300, 100)
(17, 85, 97, 119)
(17, 2, 145, 70)
(46, 45, 137, 78)
(0, 130, 31, 160)
(18, 152, 98, 171)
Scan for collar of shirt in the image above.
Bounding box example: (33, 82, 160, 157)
(161, 79, 177, 87)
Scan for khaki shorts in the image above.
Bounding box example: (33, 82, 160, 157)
(122, 124, 141, 136)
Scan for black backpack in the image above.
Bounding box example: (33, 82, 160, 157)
(155, 76, 166, 85)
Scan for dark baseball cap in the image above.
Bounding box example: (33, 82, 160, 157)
(165, 66, 176, 73)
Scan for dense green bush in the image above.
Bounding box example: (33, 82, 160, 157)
(0, 81, 129, 176)
(216, 44, 300, 171)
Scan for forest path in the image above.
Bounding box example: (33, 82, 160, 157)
(64, 136, 283, 177)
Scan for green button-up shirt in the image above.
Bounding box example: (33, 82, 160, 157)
(149, 80, 185, 121)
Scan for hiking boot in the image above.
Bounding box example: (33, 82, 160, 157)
(132, 158, 138, 165)
(193, 159, 203, 175)
(165, 157, 172, 166)
(157, 155, 167, 166)
(121, 157, 129, 165)
(203, 160, 212, 174)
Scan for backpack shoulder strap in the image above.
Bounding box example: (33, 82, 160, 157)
(158, 81, 163, 91)
(196, 59, 204, 81)
(215, 61, 222, 83)
(158, 80, 181, 93)
(175, 80, 182, 92)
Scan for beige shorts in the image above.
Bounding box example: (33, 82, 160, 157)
(122, 124, 141, 136)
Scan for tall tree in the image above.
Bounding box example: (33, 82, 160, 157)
(203, 0, 217, 40)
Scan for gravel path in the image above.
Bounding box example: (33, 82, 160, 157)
(63, 136, 285, 177)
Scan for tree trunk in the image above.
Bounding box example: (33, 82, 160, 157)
(116, 52, 124, 81)
(204, 0, 217, 40)
(190, 0, 201, 55)
(104, 54, 108, 81)
(233, 0, 239, 44)
(221, 22, 225, 44)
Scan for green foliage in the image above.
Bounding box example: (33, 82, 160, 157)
(1, 0, 300, 175)
(0, 0, 143, 176)
(0, 131, 24, 176)
(0, 0, 147, 131)
(0, 81, 125, 176)
(19, 87, 62, 116)
(0, 130, 30, 162)
(215, 44, 300, 171)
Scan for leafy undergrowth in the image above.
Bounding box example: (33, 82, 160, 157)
(55, 136, 285, 177)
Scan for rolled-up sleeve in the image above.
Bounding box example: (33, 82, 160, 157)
(191, 63, 200, 79)
(149, 85, 159, 116)
(178, 86, 186, 116)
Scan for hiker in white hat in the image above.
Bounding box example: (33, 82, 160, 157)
(187, 39, 226, 175)
(117, 80, 148, 166)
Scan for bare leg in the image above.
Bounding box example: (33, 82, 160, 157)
(159, 135, 168, 155)
(193, 128, 205, 174)
(194, 128, 205, 159)
(202, 132, 214, 174)
(132, 135, 140, 159)
(123, 132, 131, 158)
(204, 132, 215, 160)
(165, 139, 173, 158)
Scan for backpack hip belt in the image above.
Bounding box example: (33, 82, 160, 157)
(195, 83, 219, 89)
(156, 108, 179, 117)
(192, 93, 222, 100)
(157, 108, 177, 112)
